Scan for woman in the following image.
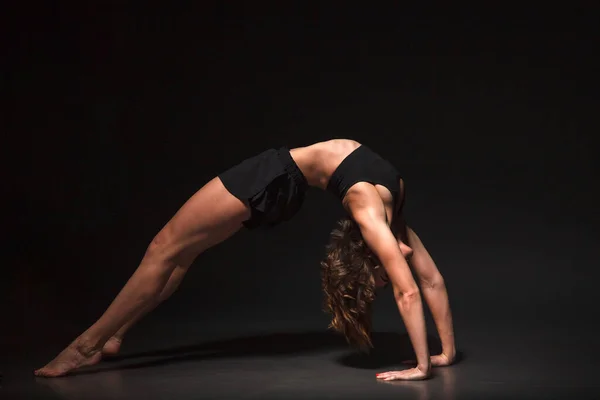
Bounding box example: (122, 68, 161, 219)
(35, 139, 456, 380)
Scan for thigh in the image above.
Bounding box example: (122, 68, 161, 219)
(155, 177, 251, 264)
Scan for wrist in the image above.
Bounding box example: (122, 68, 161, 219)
(416, 363, 431, 375)
(442, 347, 456, 359)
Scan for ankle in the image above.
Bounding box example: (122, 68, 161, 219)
(416, 363, 431, 375)
(110, 335, 124, 343)
(443, 348, 456, 362)
(74, 335, 103, 356)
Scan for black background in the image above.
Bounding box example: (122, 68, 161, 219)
(3, 3, 599, 372)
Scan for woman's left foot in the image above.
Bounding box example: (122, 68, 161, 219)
(102, 336, 123, 356)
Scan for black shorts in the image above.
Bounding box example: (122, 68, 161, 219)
(218, 147, 308, 229)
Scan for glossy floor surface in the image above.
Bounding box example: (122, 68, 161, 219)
(5, 3, 598, 399)
(2, 314, 598, 400)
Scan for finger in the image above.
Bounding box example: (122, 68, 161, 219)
(386, 374, 412, 381)
(386, 369, 425, 381)
(388, 375, 417, 381)
(383, 372, 404, 381)
(376, 372, 398, 379)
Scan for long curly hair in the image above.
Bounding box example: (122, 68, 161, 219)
(320, 217, 379, 351)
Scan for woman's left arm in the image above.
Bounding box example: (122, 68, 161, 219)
(406, 226, 456, 366)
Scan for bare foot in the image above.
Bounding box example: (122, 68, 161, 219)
(102, 337, 123, 356)
(34, 342, 102, 378)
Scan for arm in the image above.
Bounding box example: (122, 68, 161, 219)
(407, 226, 456, 364)
(352, 207, 431, 377)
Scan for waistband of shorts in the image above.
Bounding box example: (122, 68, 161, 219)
(276, 147, 308, 191)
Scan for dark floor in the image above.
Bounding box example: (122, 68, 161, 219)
(4, 3, 599, 398)
(2, 313, 598, 400)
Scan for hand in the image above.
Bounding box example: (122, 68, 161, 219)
(376, 367, 430, 381)
(403, 351, 455, 367)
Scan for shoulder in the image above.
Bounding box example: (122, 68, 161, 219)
(345, 184, 387, 224)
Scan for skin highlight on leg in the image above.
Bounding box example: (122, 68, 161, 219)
(102, 263, 190, 356)
(35, 178, 250, 377)
(34, 250, 178, 377)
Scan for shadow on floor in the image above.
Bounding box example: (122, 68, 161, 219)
(105, 330, 345, 362)
(58, 330, 455, 376)
(31, 331, 465, 400)
(338, 331, 444, 369)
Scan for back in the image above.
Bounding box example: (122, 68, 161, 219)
(289, 139, 404, 225)
(289, 139, 361, 189)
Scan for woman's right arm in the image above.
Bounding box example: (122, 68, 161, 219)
(349, 196, 431, 378)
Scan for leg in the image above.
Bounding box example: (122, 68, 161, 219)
(406, 226, 456, 366)
(102, 264, 190, 356)
(35, 177, 250, 377)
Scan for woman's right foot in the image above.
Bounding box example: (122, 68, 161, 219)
(34, 339, 103, 378)
(102, 336, 123, 356)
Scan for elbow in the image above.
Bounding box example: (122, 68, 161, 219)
(420, 274, 445, 291)
(394, 287, 421, 305)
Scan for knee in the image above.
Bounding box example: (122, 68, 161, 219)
(145, 226, 176, 260)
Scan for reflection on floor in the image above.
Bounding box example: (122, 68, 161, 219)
(2, 321, 599, 400)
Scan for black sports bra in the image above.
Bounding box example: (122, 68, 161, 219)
(326, 145, 404, 211)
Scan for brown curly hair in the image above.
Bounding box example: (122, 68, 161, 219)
(320, 217, 379, 351)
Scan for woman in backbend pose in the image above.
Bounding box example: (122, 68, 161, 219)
(35, 139, 456, 381)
